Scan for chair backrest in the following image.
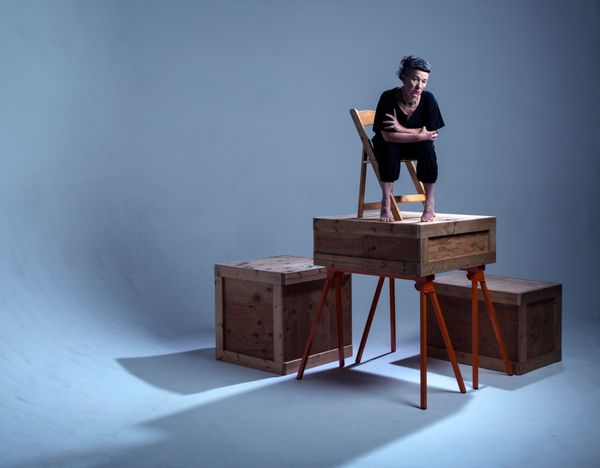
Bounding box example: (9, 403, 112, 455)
(349, 109, 376, 158)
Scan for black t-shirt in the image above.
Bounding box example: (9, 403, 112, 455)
(372, 88, 445, 159)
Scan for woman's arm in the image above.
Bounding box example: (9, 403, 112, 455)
(382, 126, 438, 143)
(382, 111, 438, 142)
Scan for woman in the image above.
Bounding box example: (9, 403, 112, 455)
(372, 55, 444, 222)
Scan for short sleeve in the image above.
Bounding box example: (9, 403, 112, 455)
(424, 91, 445, 131)
(372, 90, 395, 134)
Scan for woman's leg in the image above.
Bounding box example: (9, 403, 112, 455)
(416, 146, 438, 222)
(422, 183, 435, 222)
(380, 181, 394, 222)
(375, 141, 402, 222)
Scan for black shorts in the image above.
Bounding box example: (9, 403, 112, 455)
(373, 138, 438, 184)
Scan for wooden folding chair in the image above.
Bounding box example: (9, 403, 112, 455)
(350, 108, 426, 221)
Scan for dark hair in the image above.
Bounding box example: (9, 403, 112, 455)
(396, 55, 431, 80)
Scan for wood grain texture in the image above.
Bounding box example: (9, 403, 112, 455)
(427, 231, 490, 262)
(272, 284, 284, 373)
(282, 275, 352, 362)
(215, 255, 326, 285)
(283, 346, 353, 374)
(215, 275, 224, 359)
(222, 278, 274, 361)
(433, 273, 562, 305)
(427, 296, 520, 361)
(314, 231, 420, 262)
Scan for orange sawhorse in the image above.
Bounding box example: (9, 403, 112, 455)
(464, 265, 514, 388)
(296, 268, 466, 410)
(357, 265, 514, 390)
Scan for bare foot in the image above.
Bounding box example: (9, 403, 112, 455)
(380, 196, 394, 222)
(421, 203, 435, 222)
(421, 182, 436, 222)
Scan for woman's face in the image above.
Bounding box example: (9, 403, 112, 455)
(402, 69, 429, 100)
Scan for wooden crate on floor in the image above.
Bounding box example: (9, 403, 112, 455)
(215, 256, 352, 375)
(313, 212, 496, 276)
(428, 273, 562, 374)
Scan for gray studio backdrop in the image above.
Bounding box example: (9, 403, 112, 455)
(0, 0, 598, 345)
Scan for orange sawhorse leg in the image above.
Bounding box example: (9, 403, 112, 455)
(471, 272, 479, 389)
(419, 281, 428, 410)
(356, 276, 397, 364)
(466, 266, 514, 388)
(417, 277, 467, 409)
(334, 271, 345, 368)
(355, 276, 385, 364)
(296, 270, 334, 380)
(390, 278, 396, 353)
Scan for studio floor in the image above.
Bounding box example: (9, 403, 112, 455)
(2, 306, 599, 468)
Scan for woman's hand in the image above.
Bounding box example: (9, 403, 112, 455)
(383, 111, 403, 133)
(419, 126, 438, 141)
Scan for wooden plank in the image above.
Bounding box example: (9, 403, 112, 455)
(389, 192, 403, 221)
(518, 303, 528, 364)
(272, 284, 284, 374)
(394, 194, 426, 203)
(314, 252, 420, 277)
(314, 231, 420, 262)
(216, 255, 327, 285)
(423, 252, 496, 276)
(314, 216, 420, 238)
(215, 275, 224, 359)
(363, 201, 383, 211)
(433, 274, 561, 305)
(554, 290, 562, 362)
(283, 345, 353, 374)
(222, 278, 274, 361)
(427, 231, 490, 262)
(218, 350, 281, 374)
(314, 213, 495, 240)
(526, 298, 557, 358)
(428, 347, 562, 375)
(417, 217, 495, 238)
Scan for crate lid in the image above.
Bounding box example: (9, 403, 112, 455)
(215, 255, 326, 285)
(434, 272, 561, 305)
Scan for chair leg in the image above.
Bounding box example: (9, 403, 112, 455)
(389, 277, 396, 353)
(297, 272, 333, 379)
(356, 276, 385, 364)
(357, 150, 367, 218)
(390, 193, 403, 221)
(335, 272, 345, 368)
(420, 287, 427, 410)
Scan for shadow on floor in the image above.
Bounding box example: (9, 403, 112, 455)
(23, 364, 472, 468)
(117, 347, 272, 394)
(391, 354, 565, 391)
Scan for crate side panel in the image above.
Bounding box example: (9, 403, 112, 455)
(428, 296, 520, 361)
(314, 231, 420, 262)
(223, 278, 274, 360)
(282, 276, 352, 362)
(527, 298, 557, 358)
(427, 231, 490, 262)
